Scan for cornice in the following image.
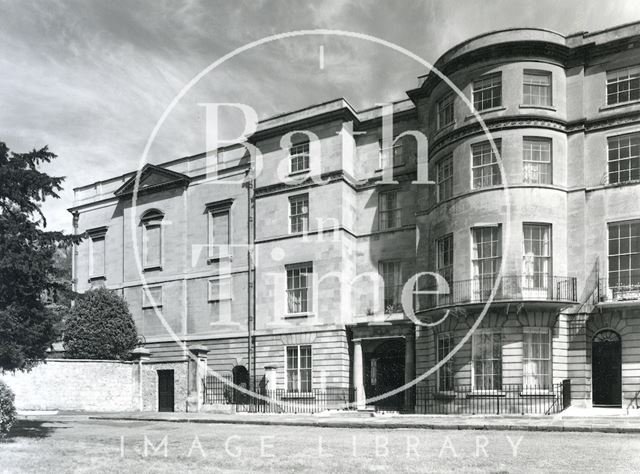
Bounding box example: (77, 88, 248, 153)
(410, 36, 640, 102)
(254, 168, 419, 198)
(254, 170, 353, 197)
(249, 108, 358, 143)
(411, 41, 572, 100)
(430, 112, 640, 157)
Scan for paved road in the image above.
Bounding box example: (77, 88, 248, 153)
(2, 416, 640, 472)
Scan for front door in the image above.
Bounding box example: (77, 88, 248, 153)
(364, 339, 405, 410)
(158, 370, 175, 412)
(592, 330, 622, 407)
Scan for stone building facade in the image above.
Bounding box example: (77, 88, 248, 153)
(70, 22, 640, 411)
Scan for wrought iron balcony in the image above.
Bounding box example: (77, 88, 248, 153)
(422, 275, 578, 310)
(598, 278, 640, 303)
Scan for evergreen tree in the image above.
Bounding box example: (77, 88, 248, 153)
(0, 142, 80, 371)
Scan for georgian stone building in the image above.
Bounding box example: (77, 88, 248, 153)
(70, 21, 640, 411)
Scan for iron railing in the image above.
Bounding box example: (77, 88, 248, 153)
(598, 278, 640, 303)
(204, 375, 570, 415)
(203, 375, 355, 414)
(424, 275, 577, 309)
(410, 382, 567, 415)
(235, 388, 356, 414)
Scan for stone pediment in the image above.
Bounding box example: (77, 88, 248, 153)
(114, 164, 190, 197)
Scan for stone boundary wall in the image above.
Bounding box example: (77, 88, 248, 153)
(1, 359, 137, 411)
(0, 356, 193, 412)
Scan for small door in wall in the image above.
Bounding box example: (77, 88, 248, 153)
(158, 370, 175, 412)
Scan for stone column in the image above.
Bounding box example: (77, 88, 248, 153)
(404, 334, 415, 410)
(130, 347, 151, 411)
(187, 345, 209, 412)
(353, 339, 366, 410)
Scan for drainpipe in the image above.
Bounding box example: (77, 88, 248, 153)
(246, 169, 256, 391)
(71, 211, 79, 298)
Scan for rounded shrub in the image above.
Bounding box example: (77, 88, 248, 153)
(63, 287, 138, 360)
(0, 381, 17, 438)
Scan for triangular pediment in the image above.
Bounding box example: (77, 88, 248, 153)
(114, 164, 190, 197)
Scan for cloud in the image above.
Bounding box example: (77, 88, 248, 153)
(1, 0, 639, 231)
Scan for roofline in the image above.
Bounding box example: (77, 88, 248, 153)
(73, 96, 415, 193)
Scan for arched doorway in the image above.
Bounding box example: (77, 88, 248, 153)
(364, 339, 405, 410)
(231, 365, 249, 403)
(592, 330, 622, 407)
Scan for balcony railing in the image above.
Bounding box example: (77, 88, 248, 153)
(423, 275, 577, 309)
(598, 278, 640, 303)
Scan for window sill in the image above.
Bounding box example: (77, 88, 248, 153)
(519, 104, 556, 111)
(468, 391, 506, 397)
(283, 312, 313, 319)
(519, 389, 553, 396)
(88, 275, 106, 283)
(434, 391, 457, 400)
(599, 99, 640, 112)
(288, 169, 310, 177)
(207, 255, 232, 264)
(281, 392, 315, 399)
(465, 106, 507, 120)
(143, 266, 162, 272)
(606, 178, 640, 188)
(208, 298, 232, 303)
(142, 305, 163, 310)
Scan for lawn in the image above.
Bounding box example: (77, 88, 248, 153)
(1, 417, 639, 472)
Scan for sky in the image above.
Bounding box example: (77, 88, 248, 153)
(2, 0, 640, 232)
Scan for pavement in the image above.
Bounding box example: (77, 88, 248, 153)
(19, 407, 640, 434)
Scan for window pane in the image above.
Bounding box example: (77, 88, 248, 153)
(472, 141, 501, 188)
(289, 194, 309, 234)
(379, 191, 401, 229)
(523, 137, 552, 184)
(290, 141, 310, 173)
(437, 155, 453, 201)
(606, 66, 640, 105)
(523, 329, 551, 389)
(144, 224, 161, 268)
(209, 277, 232, 301)
(473, 332, 502, 390)
(473, 73, 502, 111)
(438, 334, 454, 391)
(287, 346, 299, 392)
(143, 285, 162, 308)
(472, 227, 501, 300)
(209, 210, 230, 259)
(437, 94, 454, 128)
(286, 264, 312, 313)
(608, 221, 640, 298)
(90, 236, 105, 276)
(523, 71, 552, 106)
(523, 224, 551, 289)
(608, 134, 640, 184)
(380, 260, 402, 308)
